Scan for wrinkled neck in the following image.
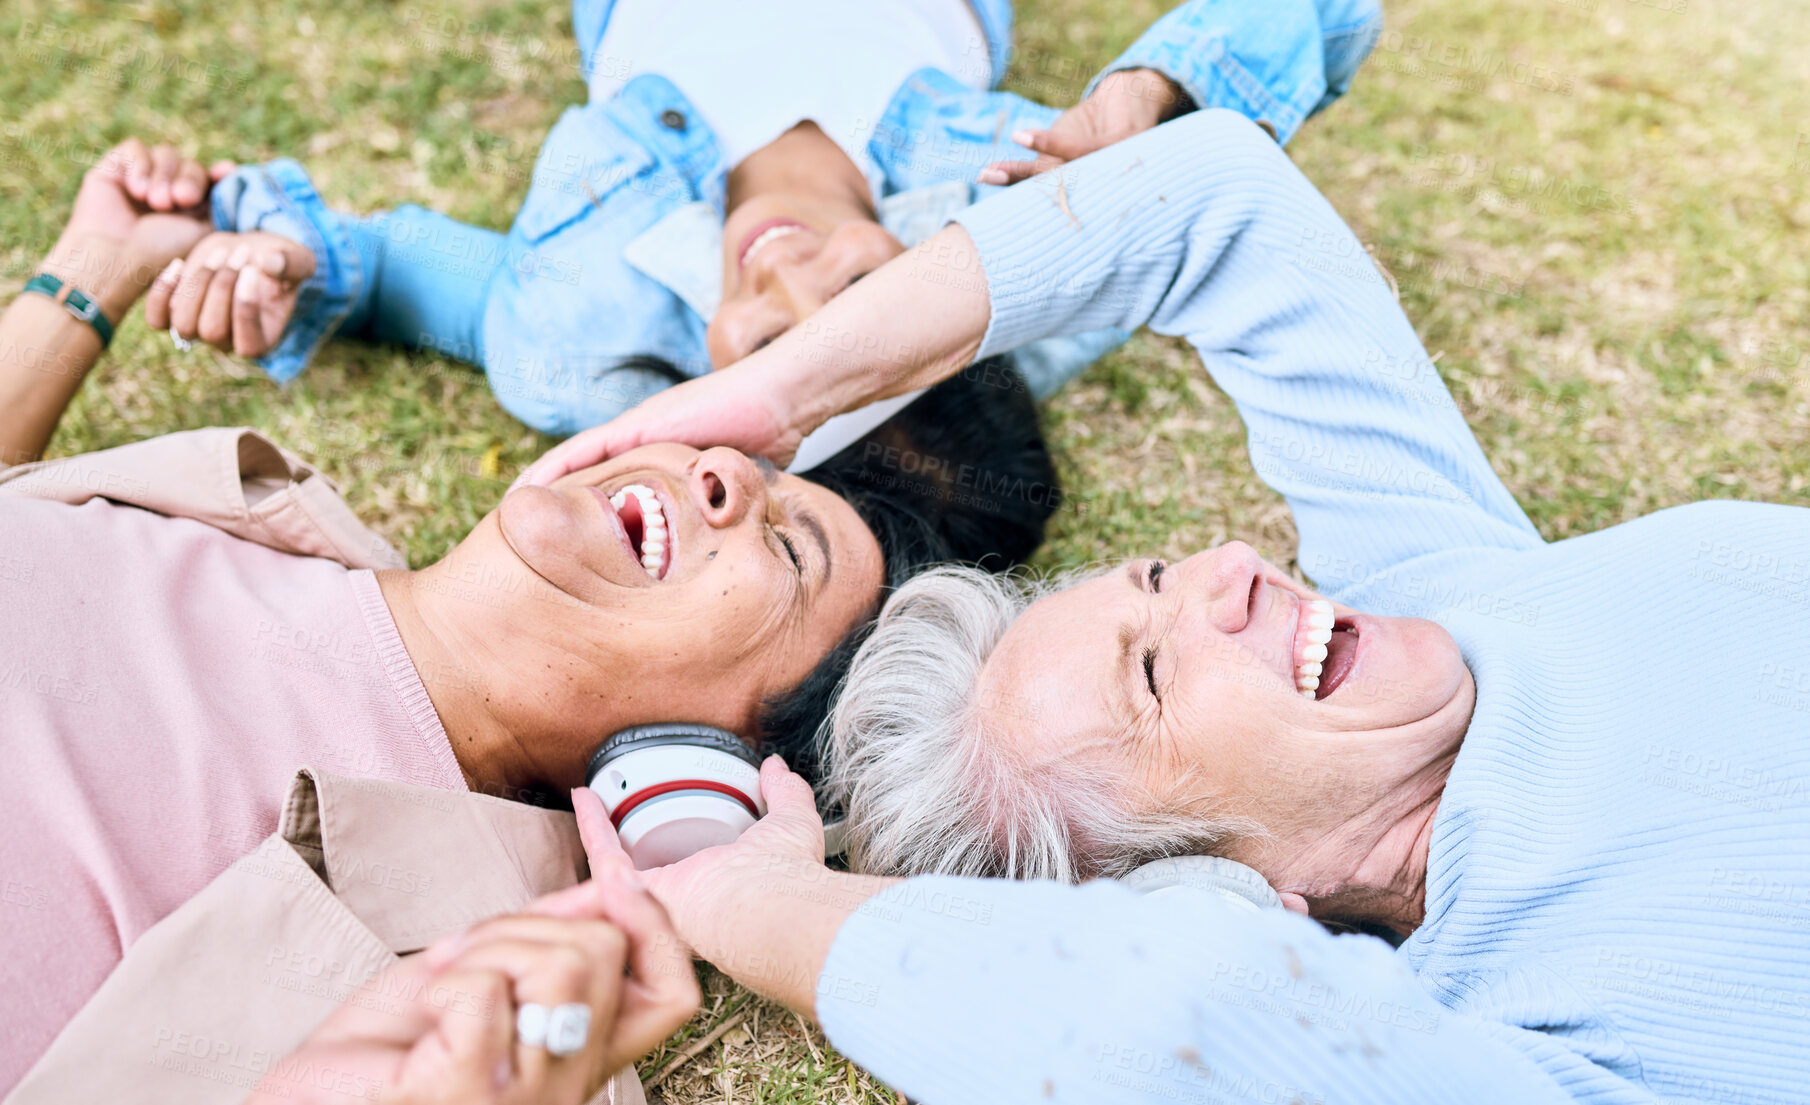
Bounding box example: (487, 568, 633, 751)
(1276, 754, 1454, 939)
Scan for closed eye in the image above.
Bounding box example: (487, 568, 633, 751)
(1143, 646, 1160, 699)
(775, 528, 803, 576)
(1147, 560, 1165, 592)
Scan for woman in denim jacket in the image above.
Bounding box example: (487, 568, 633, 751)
(151, 0, 1380, 438)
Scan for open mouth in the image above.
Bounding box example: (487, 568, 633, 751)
(738, 218, 807, 270)
(1294, 598, 1361, 701)
(602, 483, 673, 580)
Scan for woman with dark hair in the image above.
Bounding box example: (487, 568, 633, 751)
(142, 0, 1380, 438)
(0, 138, 1054, 1094)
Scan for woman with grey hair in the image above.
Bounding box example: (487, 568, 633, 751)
(538, 109, 1809, 1103)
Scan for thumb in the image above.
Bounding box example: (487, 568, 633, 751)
(758, 756, 820, 824)
(259, 238, 316, 285)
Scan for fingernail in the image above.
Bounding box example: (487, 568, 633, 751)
(235, 264, 259, 296)
(1011, 130, 1034, 146)
(225, 244, 251, 270)
(159, 258, 183, 283)
(202, 246, 227, 270)
(978, 169, 1006, 185)
(259, 251, 287, 276)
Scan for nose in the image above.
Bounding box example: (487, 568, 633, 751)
(750, 256, 830, 321)
(1179, 541, 1267, 633)
(688, 447, 770, 530)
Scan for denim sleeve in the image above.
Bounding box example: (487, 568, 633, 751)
(1084, 0, 1383, 144)
(952, 110, 1541, 580)
(210, 162, 500, 380)
(210, 160, 364, 384)
(339, 207, 500, 366)
(818, 876, 1574, 1105)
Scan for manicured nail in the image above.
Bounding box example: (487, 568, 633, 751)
(1011, 130, 1035, 147)
(158, 258, 184, 284)
(978, 168, 1007, 185)
(259, 251, 288, 276)
(225, 243, 252, 270)
(235, 263, 260, 297)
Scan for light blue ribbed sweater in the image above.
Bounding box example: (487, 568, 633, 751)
(816, 111, 1810, 1104)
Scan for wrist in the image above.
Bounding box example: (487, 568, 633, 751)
(1097, 68, 1189, 125)
(40, 233, 156, 320)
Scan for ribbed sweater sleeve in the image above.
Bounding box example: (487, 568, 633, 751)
(818, 876, 1572, 1104)
(952, 109, 1542, 583)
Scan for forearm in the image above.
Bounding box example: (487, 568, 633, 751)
(338, 205, 499, 361)
(817, 875, 1573, 1105)
(952, 109, 1539, 568)
(682, 858, 899, 1017)
(757, 223, 994, 437)
(0, 239, 145, 464)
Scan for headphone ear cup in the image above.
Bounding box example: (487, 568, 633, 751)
(586, 724, 768, 869)
(587, 723, 762, 781)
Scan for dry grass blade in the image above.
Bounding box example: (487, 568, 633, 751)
(642, 1005, 753, 1093)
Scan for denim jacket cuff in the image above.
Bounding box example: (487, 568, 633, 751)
(209, 159, 364, 384)
(1086, 12, 1303, 144)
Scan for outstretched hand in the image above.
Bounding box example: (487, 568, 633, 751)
(979, 68, 1190, 187)
(514, 359, 806, 489)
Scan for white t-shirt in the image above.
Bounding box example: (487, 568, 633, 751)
(593, 0, 990, 169)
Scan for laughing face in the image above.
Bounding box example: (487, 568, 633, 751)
(488, 442, 884, 736)
(970, 541, 1475, 851)
(705, 204, 906, 368)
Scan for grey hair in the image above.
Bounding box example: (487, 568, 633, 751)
(819, 564, 1251, 883)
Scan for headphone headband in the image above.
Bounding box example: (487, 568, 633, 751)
(586, 723, 762, 782)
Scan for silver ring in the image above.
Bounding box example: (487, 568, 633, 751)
(169, 327, 192, 352)
(515, 1002, 590, 1057)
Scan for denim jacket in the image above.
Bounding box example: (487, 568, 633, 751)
(215, 0, 1381, 436)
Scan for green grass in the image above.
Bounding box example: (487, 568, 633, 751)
(8, 0, 1810, 1098)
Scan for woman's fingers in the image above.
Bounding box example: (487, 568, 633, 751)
(197, 244, 250, 345)
(586, 867, 701, 1066)
(146, 145, 181, 209)
(978, 158, 1052, 186)
(144, 258, 183, 331)
(977, 124, 1108, 185)
(403, 965, 518, 1095)
(168, 240, 223, 338)
(171, 156, 210, 209)
(571, 786, 633, 876)
(110, 138, 151, 199)
(231, 266, 268, 355)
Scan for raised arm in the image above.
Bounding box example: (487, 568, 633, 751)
(950, 108, 1542, 572)
(524, 111, 1538, 572)
(0, 142, 226, 465)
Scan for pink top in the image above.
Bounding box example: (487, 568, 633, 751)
(0, 497, 466, 1091)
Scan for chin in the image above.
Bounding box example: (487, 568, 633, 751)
(1349, 615, 1471, 728)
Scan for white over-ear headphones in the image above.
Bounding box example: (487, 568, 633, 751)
(586, 724, 767, 870)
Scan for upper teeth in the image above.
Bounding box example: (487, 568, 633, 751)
(608, 484, 667, 579)
(1297, 599, 1335, 700)
(742, 223, 802, 266)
